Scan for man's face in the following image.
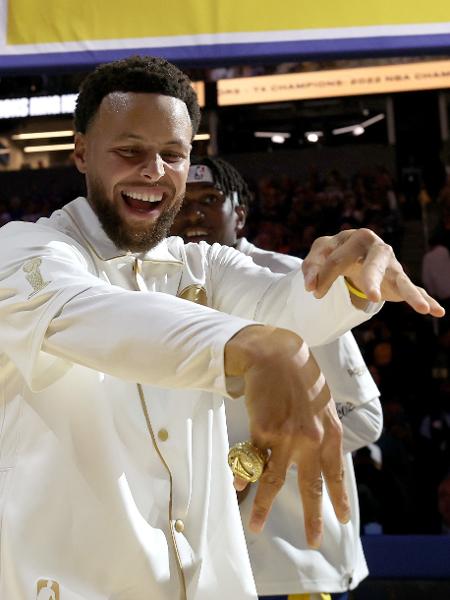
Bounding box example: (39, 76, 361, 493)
(74, 92, 192, 252)
(171, 182, 245, 246)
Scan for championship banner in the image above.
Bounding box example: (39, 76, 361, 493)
(218, 59, 450, 105)
(1, 0, 450, 71)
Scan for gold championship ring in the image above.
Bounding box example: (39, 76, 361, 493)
(227, 441, 269, 483)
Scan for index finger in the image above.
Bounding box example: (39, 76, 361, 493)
(302, 230, 354, 293)
(313, 230, 377, 299)
(302, 234, 340, 290)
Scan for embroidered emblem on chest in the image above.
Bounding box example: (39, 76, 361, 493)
(36, 579, 60, 600)
(23, 257, 51, 297)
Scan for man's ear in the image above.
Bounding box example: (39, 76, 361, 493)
(235, 205, 247, 232)
(73, 132, 87, 174)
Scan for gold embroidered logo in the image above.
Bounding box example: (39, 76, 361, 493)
(23, 258, 50, 297)
(177, 284, 207, 305)
(36, 579, 60, 600)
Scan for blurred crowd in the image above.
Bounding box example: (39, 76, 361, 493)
(243, 164, 450, 536)
(243, 164, 403, 257)
(0, 161, 449, 536)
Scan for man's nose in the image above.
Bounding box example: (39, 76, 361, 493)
(184, 204, 205, 222)
(140, 154, 165, 181)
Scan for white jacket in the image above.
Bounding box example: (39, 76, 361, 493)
(0, 200, 380, 600)
(230, 238, 382, 595)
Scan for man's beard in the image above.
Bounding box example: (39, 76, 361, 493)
(88, 179, 183, 253)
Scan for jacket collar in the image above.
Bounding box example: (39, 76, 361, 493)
(63, 197, 182, 264)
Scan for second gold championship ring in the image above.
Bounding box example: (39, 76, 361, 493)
(228, 441, 269, 483)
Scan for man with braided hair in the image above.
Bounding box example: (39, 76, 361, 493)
(0, 56, 443, 600)
(172, 156, 383, 600)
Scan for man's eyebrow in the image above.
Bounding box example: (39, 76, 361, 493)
(113, 133, 190, 148)
(113, 133, 144, 142)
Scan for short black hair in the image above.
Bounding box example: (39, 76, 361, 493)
(74, 55, 201, 136)
(190, 156, 253, 208)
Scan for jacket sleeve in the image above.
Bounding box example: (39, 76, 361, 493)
(311, 332, 383, 453)
(0, 224, 256, 394)
(205, 243, 383, 348)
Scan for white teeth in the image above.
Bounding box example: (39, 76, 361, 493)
(124, 191, 163, 202)
(186, 229, 208, 237)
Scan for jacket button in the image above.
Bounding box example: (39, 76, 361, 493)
(174, 519, 185, 533)
(158, 428, 169, 441)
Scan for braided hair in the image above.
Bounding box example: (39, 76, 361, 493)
(190, 156, 253, 209)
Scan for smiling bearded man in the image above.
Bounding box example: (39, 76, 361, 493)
(75, 89, 190, 252)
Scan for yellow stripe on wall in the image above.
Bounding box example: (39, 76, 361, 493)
(7, 0, 450, 45)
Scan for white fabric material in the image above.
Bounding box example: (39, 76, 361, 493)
(0, 201, 379, 600)
(231, 238, 382, 595)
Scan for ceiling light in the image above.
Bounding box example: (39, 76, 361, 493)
(333, 113, 385, 136)
(254, 131, 291, 139)
(305, 131, 323, 143)
(12, 130, 74, 140)
(24, 143, 75, 153)
(352, 126, 365, 136)
(193, 133, 210, 141)
(332, 124, 357, 135)
(361, 113, 385, 128)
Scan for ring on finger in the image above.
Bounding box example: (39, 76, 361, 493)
(228, 441, 269, 483)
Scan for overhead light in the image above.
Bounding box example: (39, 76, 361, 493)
(254, 131, 291, 139)
(271, 134, 286, 144)
(305, 131, 323, 143)
(361, 113, 385, 128)
(352, 126, 365, 136)
(24, 143, 74, 153)
(333, 113, 385, 136)
(332, 124, 357, 135)
(193, 133, 210, 141)
(12, 130, 74, 140)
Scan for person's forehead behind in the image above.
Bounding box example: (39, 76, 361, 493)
(185, 182, 223, 201)
(88, 91, 193, 148)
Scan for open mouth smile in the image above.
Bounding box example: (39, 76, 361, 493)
(121, 189, 166, 217)
(184, 228, 209, 238)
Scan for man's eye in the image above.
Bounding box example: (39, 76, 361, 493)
(161, 152, 184, 163)
(117, 148, 139, 157)
(201, 196, 218, 205)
